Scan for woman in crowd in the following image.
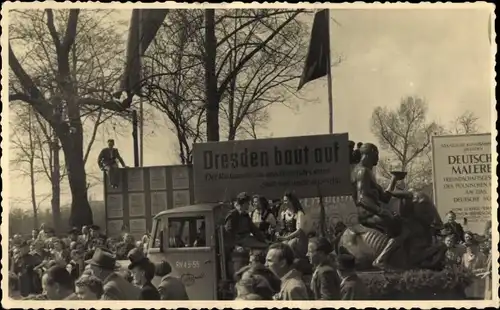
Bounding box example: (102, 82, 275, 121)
(49, 238, 71, 266)
(277, 192, 310, 260)
(251, 195, 278, 241)
(128, 257, 160, 300)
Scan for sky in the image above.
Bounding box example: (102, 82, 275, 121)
(6, 6, 494, 210)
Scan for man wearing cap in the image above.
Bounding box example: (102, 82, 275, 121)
(336, 254, 368, 300)
(127, 250, 160, 300)
(155, 260, 189, 300)
(307, 237, 341, 300)
(85, 248, 140, 300)
(98, 138, 127, 188)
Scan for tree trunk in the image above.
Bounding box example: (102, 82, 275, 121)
(60, 132, 93, 228)
(51, 140, 63, 233)
(30, 162, 39, 230)
(28, 108, 39, 230)
(204, 9, 219, 142)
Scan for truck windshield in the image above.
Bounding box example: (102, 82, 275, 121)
(167, 216, 206, 248)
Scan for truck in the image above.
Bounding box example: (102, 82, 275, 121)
(145, 202, 239, 300)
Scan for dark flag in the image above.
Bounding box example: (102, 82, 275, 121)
(118, 9, 168, 109)
(297, 9, 330, 91)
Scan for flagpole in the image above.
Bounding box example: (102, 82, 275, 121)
(326, 9, 334, 134)
(139, 9, 144, 167)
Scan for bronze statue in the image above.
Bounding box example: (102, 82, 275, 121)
(337, 143, 446, 271)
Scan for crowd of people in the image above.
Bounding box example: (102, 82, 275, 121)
(440, 211, 493, 299)
(8, 224, 168, 300)
(8, 189, 493, 301)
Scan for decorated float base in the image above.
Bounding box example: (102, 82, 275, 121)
(359, 266, 474, 300)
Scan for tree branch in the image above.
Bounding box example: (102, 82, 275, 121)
(216, 10, 303, 98)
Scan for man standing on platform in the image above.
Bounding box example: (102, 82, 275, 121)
(98, 139, 127, 188)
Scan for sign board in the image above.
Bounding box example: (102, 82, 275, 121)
(432, 133, 492, 234)
(192, 133, 352, 202)
(104, 165, 195, 239)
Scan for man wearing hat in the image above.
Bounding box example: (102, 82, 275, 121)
(336, 254, 368, 300)
(85, 248, 140, 300)
(307, 237, 341, 300)
(127, 249, 160, 300)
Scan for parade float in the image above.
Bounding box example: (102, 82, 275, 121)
(102, 133, 484, 300)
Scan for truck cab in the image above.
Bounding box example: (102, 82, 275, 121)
(146, 203, 235, 300)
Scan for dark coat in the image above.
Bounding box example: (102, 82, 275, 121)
(310, 263, 341, 300)
(12, 253, 43, 297)
(224, 209, 267, 248)
(158, 275, 189, 300)
(339, 274, 368, 300)
(100, 272, 141, 300)
(98, 147, 125, 167)
(140, 281, 161, 300)
(443, 222, 465, 243)
(276, 269, 309, 300)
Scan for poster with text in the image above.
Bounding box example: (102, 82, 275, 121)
(173, 190, 191, 209)
(107, 220, 124, 237)
(129, 219, 147, 239)
(150, 167, 167, 190)
(151, 192, 168, 215)
(432, 134, 492, 234)
(107, 195, 124, 218)
(192, 133, 351, 202)
(127, 168, 144, 191)
(172, 166, 190, 189)
(128, 193, 146, 217)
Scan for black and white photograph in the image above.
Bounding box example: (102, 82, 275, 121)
(1, 2, 497, 308)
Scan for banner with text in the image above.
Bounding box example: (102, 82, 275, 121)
(432, 133, 492, 235)
(193, 133, 351, 202)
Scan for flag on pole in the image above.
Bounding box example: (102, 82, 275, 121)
(297, 9, 330, 91)
(119, 9, 168, 109)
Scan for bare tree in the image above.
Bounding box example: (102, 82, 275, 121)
(205, 9, 309, 141)
(370, 96, 441, 188)
(9, 9, 129, 227)
(450, 110, 481, 135)
(9, 105, 47, 229)
(144, 9, 317, 162)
